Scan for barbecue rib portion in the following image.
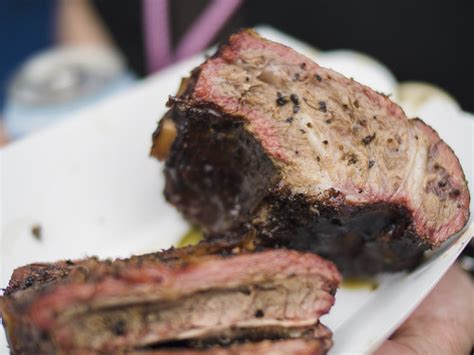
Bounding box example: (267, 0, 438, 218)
(152, 29, 470, 275)
(1, 244, 340, 354)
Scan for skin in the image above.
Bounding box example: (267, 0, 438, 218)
(375, 264, 474, 355)
(55, 0, 113, 46)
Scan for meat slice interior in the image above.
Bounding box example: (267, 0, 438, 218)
(152, 29, 470, 275)
(1, 245, 340, 354)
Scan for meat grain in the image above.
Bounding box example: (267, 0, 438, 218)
(152, 29, 470, 275)
(1, 242, 339, 354)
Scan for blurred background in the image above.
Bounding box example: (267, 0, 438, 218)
(0, 0, 472, 144)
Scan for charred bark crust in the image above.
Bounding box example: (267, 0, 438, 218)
(162, 106, 429, 276)
(164, 101, 278, 234)
(252, 193, 428, 275)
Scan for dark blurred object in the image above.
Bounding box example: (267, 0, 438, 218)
(92, 0, 473, 112)
(92, 1, 145, 75)
(243, 0, 474, 113)
(92, 0, 244, 76)
(0, 0, 55, 113)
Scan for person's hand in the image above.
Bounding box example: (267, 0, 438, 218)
(375, 263, 474, 355)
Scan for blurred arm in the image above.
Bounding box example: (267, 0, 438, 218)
(56, 0, 113, 46)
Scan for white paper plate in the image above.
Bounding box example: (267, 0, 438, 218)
(1, 27, 472, 354)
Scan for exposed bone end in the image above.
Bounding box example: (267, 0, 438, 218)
(151, 117, 177, 161)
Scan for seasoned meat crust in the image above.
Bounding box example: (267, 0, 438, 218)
(1, 244, 340, 354)
(152, 29, 470, 275)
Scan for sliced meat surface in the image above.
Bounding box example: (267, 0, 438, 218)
(1, 245, 340, 354)
(152, 29, 470, 275)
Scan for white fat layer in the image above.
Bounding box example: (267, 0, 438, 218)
(407, 126, 429, 212)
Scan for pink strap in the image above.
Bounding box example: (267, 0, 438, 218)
(143, 0, 172, 72)
(143, 0, 242, 73)
(174, 0, 242, 61)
